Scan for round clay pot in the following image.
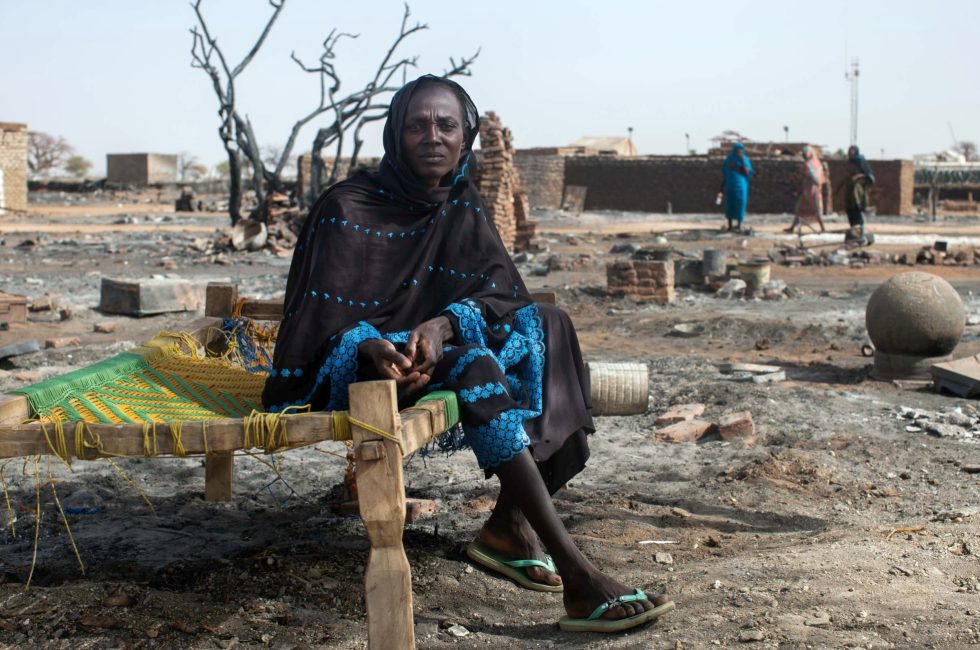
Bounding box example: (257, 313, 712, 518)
(866, 271, 965, 357)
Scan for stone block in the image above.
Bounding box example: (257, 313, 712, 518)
(99, 277, 206, 316)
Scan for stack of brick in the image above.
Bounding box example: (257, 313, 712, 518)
(477, 112, 536, 252)
(0, 122, 28, 213)
(606, 260, 675, 304)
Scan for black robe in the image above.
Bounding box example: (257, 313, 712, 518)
(263, 75, 591, 490)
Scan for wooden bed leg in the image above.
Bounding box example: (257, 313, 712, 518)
(204, 452, 234, 501)
(349, 380, 415, 650)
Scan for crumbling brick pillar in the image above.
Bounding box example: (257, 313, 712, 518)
(0, 123, 28, 212)
(478, 112, 536, 252)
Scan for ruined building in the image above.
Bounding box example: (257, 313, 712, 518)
(477, 112, 535, 252)
(0, 122, 28, 213)
(106, 153, 177, 185)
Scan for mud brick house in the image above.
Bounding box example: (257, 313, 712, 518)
(106, 153, 177, 185)
(0, 122, 28, 213)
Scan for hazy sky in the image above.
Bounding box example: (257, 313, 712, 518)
(3, 0, 978, 174)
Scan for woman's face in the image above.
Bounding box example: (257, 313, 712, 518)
(401, 84, 467, 188)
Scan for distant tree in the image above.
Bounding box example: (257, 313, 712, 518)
(189, 0, 478, 224)
(177, 152, 201, 181)
(27, 132, 74, 179)
(261, 145, 282, 169)
(214, 160, 231, 179)
(956, 141, 978, 162)
(190, 162, 210, 180)
(64, 155, 93, 179)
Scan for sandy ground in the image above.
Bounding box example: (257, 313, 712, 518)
(0, 195, 978, 649)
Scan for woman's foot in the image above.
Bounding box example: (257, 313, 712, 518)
(562, 569, 669, 620)
(477, 505, 562, 587)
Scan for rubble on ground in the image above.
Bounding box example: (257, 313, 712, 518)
(770, 241, 980, 268)
(897, 406, 979, 441)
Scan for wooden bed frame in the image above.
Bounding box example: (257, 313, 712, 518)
(0, 282, 557, 649)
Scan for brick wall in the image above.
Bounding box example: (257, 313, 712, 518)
(0, 122, 28, 212)
(826, 159, 913, 217)
(106, 153, 177, 185)
(560, 155, 915, 216)
(514, 150, 566, 209)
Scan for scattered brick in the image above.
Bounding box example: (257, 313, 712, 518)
(44, 336, 81, 349)
(94, 321, 117, 334)
(29, 295, 57, 312)
(656, 403, 706, 426)
(718, 411, 755, 442)
(655, 419, 714, 443)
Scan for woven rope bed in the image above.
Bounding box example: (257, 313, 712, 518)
(0, 284, 464, 650)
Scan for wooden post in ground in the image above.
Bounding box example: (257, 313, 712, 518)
(349, 380, 415, 650)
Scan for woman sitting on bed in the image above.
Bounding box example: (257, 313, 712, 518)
(263, 75, 673, 633)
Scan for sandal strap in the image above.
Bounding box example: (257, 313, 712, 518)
(501, 554, 556, 573)
(586, 588, 648, 621)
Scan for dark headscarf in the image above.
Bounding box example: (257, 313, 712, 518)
(377, 75, 480, 205)
(262, 75, 532, 412)
(848, 146, 875, 182)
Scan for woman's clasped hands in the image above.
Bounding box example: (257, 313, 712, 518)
(358, 316, 453, 398)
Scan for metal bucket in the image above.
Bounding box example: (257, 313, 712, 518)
(702, 249, 727, 277)
(587, 362, 649, 415)
(737, 259, 771, 294)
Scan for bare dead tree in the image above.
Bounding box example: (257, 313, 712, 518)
(189, 0, 284, 225)
(177, 151, 200, 182)
(190, 1, 478, 223)
(956, 140, 979, 162)
(292, 5, 479, 203)
(27, 132, 74, 179)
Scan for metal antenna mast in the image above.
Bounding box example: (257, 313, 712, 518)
(845, 58, 860, 146)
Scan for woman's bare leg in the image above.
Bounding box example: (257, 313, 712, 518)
(489, 449, 667, 620)
(478, 488, 562, 587)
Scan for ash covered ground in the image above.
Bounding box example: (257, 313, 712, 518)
(0, 193, 978, 649)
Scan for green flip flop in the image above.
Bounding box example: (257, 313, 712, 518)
(558, 588, 675, 633)
(465, 539, 563, 593)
